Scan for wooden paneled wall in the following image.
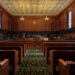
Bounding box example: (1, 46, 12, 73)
(12, 16, 59, 31)
(0, 5, 12, 31)
(0, 1, 75, 32)
(64, 33, 75, 37)
(0, 4, 59, 32)
(58, 0, 75, 30)
(11, 1, 75, 32)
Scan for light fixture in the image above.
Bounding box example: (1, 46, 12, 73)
(45, 16, 49, 21)
(20, 16, 24, 20)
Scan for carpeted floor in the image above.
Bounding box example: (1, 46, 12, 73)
(16, 48, 51, 75)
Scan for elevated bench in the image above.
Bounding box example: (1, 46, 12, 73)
(49, 50, 75, 75)
(58, 59, 75, 75)
(0, 59, 9, 75)
(27, 41, 42, 49)
(0, 50, 19, 75)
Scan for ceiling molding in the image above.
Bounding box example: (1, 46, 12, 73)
(0, 0, 73, 16)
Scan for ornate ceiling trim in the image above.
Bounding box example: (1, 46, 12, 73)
(0, 0, 73, 16)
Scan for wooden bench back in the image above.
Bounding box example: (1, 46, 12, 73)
(0, 50, 19, 75)
(0, 59, 9, 75)
(45, 46, 75, 63)
(43, 41, 75, 54)
(49, 50, 75, 75)
(58, 59, 75, 75)
(0, 46, 23, 64)
(0, 42, 26, 55)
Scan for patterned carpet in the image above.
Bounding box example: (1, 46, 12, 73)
(16, 48, 51, 75)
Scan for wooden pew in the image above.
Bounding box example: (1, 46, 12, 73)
(49, 50, 75, 75)
(0, 40, 42, 54)
(58, 59, 75, 75)
(45, 46, 75, 63)
(42, 41, 75, 56)
(0, 42, 25, 56)
(10, 40, 28, 53)
(0, 59, 9, 75)
(0, 50, 19, 75)
(0, 46, 23, 64)
(11, 40, 42, 50)
(58, 59, 68, 75)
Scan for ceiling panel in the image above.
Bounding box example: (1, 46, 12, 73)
(0, 0, 73, 16)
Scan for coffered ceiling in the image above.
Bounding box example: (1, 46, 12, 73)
(0, 0, 73, 16)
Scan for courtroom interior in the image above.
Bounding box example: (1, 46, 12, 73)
(0, 0, 75, 75)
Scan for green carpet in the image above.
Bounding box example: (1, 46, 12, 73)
(16, 48, 51, 75)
